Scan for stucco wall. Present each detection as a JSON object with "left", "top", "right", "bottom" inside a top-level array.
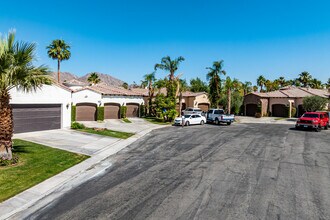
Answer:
[
  {"left": 194, "top": 94, "right": 210, "bottom": 106},
  {"left": 101, "top": 95, "right": 144, "bottom": 106},
  {"left": 10, "top": 85, "right": 72, "bottom": 128},
  {"left": 72, "top": 89, "right": 102, "bottom": 105}
]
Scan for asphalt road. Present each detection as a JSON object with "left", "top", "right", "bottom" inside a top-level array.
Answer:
[{"left": 27, "top": 123, "right": 330, "bottom": 220}]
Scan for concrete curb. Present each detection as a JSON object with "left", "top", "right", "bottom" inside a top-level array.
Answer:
[{"left": 0, "top": 126, "right": 165, "bottom": 220}]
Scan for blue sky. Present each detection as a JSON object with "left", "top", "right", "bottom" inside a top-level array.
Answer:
[{"left": 1, "top": 0, "right": 330, "bottom": 85}]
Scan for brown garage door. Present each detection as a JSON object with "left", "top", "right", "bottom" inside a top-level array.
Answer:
[
  {"left": 246, "top": 104, "right": 258, "bottom": 116},
  {"left": 198, "top": 103, "right": 209, "bottom": 112},
  {"left": 76, "top": 103, "right": 97, "bottom": 121},
  {"left": 12, "top": 104, "right": 61, "bottom": 133},
  {"left": 126, "top": 103, "right": 139, "bottom": 117},
  {"left": 272, "top": 104, "right": 287, "bottom": 117},
  {"left": 104, "top": 103, "right": 120, "bottom": 119}
]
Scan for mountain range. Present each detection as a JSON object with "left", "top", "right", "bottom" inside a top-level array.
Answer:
[{"left": 50, "top": 72, "right": 124, "bottom": 87}]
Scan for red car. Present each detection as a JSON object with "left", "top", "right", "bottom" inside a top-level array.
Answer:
[{"left": 295, "top": 112, "right": 329, "bottom": 132}]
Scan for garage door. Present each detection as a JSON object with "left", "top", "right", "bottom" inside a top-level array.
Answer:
[
  {"left": 76, "top": 103, "right": 97, "bottom": 121},
  {"left": 104, "top": 103, "right": 120, "bottom": 119},
  {"left": 246, "top": 104, "right": 258, "bottom": 116},
  {"left": 12, "top": 104, "right": 61, "bottom": 133},
  {"left": 272, "top": 104, "right": 287, "bottom": 117},
  {"left": 198, "top": 103, "right": 209, "bottom": 112},
  {"left": 126, "top": 103, "right": 139, "bottom": 117}
]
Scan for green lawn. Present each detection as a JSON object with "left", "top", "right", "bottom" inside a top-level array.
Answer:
[
  {"left": 143, "top": 117, "right": 173, "bottom": 125},
  {"left": 0, "top": 139, "right": 89, "bottom": 202},
  {"left": 77, "top": 128, "right": 134, "bottom": 139}
]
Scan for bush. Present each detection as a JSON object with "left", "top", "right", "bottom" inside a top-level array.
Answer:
[
  {"left": 140, "top": 104, "right": 145, "bottom": 117},
  {"left": 71, "top": 105, "right": 76, "bottom": 122},
  {"left": 97, "top": 106, "right": 104, "bottom": 121},
  {"left": 303, "top": 96, "right": 328, "bottom": 112},
  {"left": 120, "top": 106, "right": 127, "bottom": 118},
  {"left": 71, "top": 122, "right": 85, "bottom": 129},
  {"left": 291, "top": 107, "right": 297, "bottom": 117},
  {"left": 255, "top": 112, "right": 262, "bottom": 118},
  {"left": 0, "top": 155, "right": 19, "bottom": 166}
]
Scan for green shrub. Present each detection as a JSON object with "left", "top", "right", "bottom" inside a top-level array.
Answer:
[
  {"left": 140, "top": 104, "right": 145, "bottom": 117},
  {"left": 71, "top": 122, "right": 85, "bottom": 129},
  {"left": 303, "top": 96, "right": 328, "bottom": 112},
  {"left": 0, "top": 155, "right": 19, "bottom": 166},
  {"left": 291, "top": 107, "right": 297, "bottom": 117},
  {"left": 71, "top": 105, "right": 76, "bottom": 122},
  {"left": 97, "top": 106, "right": 104, "bottom": 121},
  {"left": 120, "top": 106, "right": 127, "bottom": 118}
]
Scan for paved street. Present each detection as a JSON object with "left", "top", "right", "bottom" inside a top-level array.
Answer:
[{"left": 26, "top": 123, "right": 330, "bottom": 220}]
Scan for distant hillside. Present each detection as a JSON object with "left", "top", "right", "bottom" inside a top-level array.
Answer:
[
  {"left": 50, "top": 72, "right": 78, "bottom": 82},
  {"left": 79, "top": 72, "right": 124, "bottom": 87},
  {"left": 50, "top": 72, "right": 124, "bottom": 87}
]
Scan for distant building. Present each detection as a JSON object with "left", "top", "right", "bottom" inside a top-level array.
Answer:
[{"left": 244, "top": 87, "right": 330, "bottom": 117}]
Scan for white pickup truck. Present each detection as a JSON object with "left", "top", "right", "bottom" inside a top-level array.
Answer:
[{"left": 206, "top": 109, "right": 235, "bottom": 125}]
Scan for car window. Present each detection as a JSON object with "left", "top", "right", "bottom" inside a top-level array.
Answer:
[
  {"left": 303, "top": 113, "right": 319, "bottom": 118},
  {"left": 208, "top": 110, "right": 213, "bottom": 114},
  {"left": 195, "top": 115, "right": 201, "bottom": 118},
  {"left": 184, "top": 115, "right": 191, "bottom": 118}
]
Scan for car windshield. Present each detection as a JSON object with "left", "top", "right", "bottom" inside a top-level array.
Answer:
[{"left": 302, "top": 113, "right": 319, "bottom": 118}]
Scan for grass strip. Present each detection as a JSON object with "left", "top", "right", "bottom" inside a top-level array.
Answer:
[
  {"left": 0, "top": 139, "right": 89, "bottom": 202},
  {"left": 77, "top": 128, "right": 134, "bottom": 139}
]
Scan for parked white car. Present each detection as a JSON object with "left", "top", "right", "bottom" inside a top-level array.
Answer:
[{"left": 174, "top": 114, "right": 206, "bottom": 126}]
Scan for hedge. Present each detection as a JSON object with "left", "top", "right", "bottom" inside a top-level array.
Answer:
[
  {"left": 120, "top": 106, "right": 127, "bottom": 118},
  {"left": 97, "top": 106, "right": 104, "bottom": 121},
  {"left": 71, "top": 105, "right": 76, "bottom": 122}
]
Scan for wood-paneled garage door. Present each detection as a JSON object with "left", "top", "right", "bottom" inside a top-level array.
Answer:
[
  {"left": 12, "top": 104, "right": 61, "bottom": 133},
  {"left": 126, "top": 103, "right": 139, "bottom": 117},
  {"left": 76, "top": 103, "right": 97, "bottom": 121},
  {"left": 246, "top": 104, "right": 258, "bottom": 116},
  {"left": 198, "top": 103, "right": 209, "bottom": 112},
  {"left": 272, "top": 104, "right": 287, "bottom": 117},
  {"left": 104, "top": 103, "right": 120, "bottom": 119}
]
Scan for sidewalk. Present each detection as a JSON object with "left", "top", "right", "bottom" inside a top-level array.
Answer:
[{"left": 0, "top": 122, "right": 166, "bottom": 220}]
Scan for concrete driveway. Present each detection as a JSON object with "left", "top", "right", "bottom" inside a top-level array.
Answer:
[
  {"left": 13, "top": 129, "right": 120, "bottom": 156},
  {"left": 80, "top": 118, "right": 164, "bottom": 133}
]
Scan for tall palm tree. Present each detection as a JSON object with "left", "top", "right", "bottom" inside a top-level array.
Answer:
[
  {"left": 154, "top": 56, "right": 185, "bottom": 98},
  {"left": 87, "top": 72, "right": 101, "bottom": 85},
  {"left": 277, "top": 76, "right": 286, "bottom": 87},
  {"left": 256, "top": 75, "right": 266, "bottom": 92},
  {"left": 0, "top": 31, "right": 51, "bottom": 160},
  {"left": 298, "top": 71, "right": 312, "bottom": 87},
  {"left": 242, "top": 81, "right": 252, "bottom": 96},
  {"left": 143, "top": 72, "right": 156, "bottom": 116},
  {"left": 46, "top": 39, "right": 71, "bottom": 82},
  {"left": 310, "top": 78, "right": 322, "bottom": 89},
  {"left": 176, "top": 78, "right": 188, "bottom": 116},
  {"left": 326, "top": 78, "right": 330, "bottom": 89},
  {"left": 154, "top": 56, "right": 185, "bottom": 81},
  {"left": 223, "top": 77, "right": 240, "bottom": 114},
  {"left": 206, "top": 60, "right": 226, "bottom": 108}
]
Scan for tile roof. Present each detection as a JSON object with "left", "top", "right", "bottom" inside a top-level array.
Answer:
[
  {"left": 74, "top": 83, "right": 142, "bottom": 96},
  {"left": 181, "top": 91, "right": 208, "bottom": 97},
  {"left": 249, "top": 87, "right": 330, "bottom": 98},
  {"left": 62, "top": 79, "right": 88, "bottom": 86}
]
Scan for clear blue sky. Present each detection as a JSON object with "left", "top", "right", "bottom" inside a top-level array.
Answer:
[{"left": 1, "top": 0, "right": 330, "bottom": 85}]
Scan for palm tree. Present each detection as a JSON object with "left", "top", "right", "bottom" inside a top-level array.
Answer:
[
  {"left": 224, "top": 77, "right": 233, "bottom": 114},
  {"left": 143, "top": 72, "right": 156, "bottom": 116},
  {"left": 277, "top": 76, "right": 286, "bottom": 87},
  {"left": 206, "top": 60, "right": 226, "bottom": 108},
  {"left": 0, "top": 31, "right": 51, "bottom": 160},
  {"left": 298, "top": 71, "right": 312, "bottom": 87},
  {"left": 256, "top": 75, "right": 266, "bottom": 92},
  {"left": 46, "top": 39, "right": 71, "bottom": 82},
  {"left": 310, "top": 78, "right": 322, "bottom": 89},
  {"left": 154, "top": 56, "right": 185, "bottom": 98},
  {"left": 242, "top": 81, "right": 252, "bottom": 96},
  {"left": 87, "top": 72, "right": 101, "bottom": 85},
  {"left": 122, "top": 82, "right": 128, "bottom": 89},
  {"left": 326, "top": 78, "right": 330, "bottom": 89},
  {"left": 176, "top": 78, "right": 188, "bottom": 116}
]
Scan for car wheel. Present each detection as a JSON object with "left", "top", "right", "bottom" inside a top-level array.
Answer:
[
  {"left": 200, "top": 120, "right": 204, "bottom": 125},
  {"left": 324, "top": 125, "right": 328, "bottom": 130},
  {"left": 215, "top": 118, "right": 219, "bottom": 125},
  {"left": 185, "top": 121, "right": 190, "bottom": 126}
]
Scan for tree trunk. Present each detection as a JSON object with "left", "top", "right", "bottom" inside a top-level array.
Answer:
[
  {"left": 57, "top": 59, "right": 61, "bottom": 82},
  {"left": 179, "top": 92, "right": 183, "bottom": 116},
  {"left": 227, "top": 89, "right": 231, "bottom": 114},
  {"left": 0, "top": 91, "right": 13, "bottom": 160}
]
